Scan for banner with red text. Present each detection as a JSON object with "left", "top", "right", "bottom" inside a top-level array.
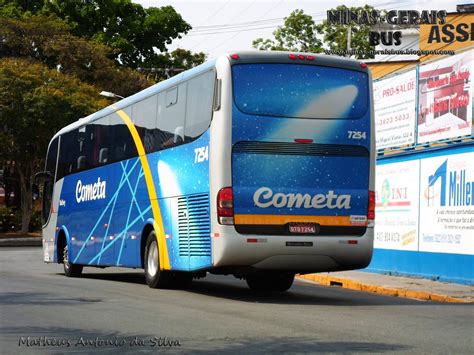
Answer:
[
  {"left": 374, "top": 70, "right": 417, "bottom": 149},
  {"left": 417, "top": 50, "right": 473, "bottom": 144}
]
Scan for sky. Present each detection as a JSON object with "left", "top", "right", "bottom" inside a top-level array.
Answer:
[{"left": 135, "top": 0, "right": 459, "bottom": 59}]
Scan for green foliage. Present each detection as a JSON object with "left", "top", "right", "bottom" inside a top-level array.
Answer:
[
  {"left": 29, "top": 210, "right": 42, "bottom": 232},
  {"left": 253, "top": 6, "right": 376, "bottom": 59},
  {"left": 0, "top": 57, "right": 108, "bottom": 173},
  {"left": 316, "top": 5, "right": 376, "bottom": 59},
  {"left": 0, "top": 57, "right": 109, "bottom": 232},
  {"left": 0, "top": 15, "right": 151, "bottom": 96},
  {"left": 253, "top": 9, "right": 323, "bottom": 53},
  {"left": 163, "top": 48, "right": 206, "bottom": 70},
  {"left": 0, "top": 207, "right": 21, "bottom": 232},
  {"left": 0, "top": 207, "right": 40, "bottom": 232},
  {"left": 1, "top": 0, "right": 192, "bottom": 68},
  {"left": 142, "top": 48, "right": 207, "bottom": 81}
]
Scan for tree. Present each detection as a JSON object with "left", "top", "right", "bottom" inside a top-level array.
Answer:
[
  {"left": 316, "top": 5, "right": 376, "bottom": 59},
  {"left": 253, "top": 9, "right": 323, "bottom": 53},
  {"left": 140, "top": 48, "right": 207, "bottom": 82},
  {"left": 1, "top": 0, "right": 192, "bottom": 68},
  {"left": 0, "top": 15, "right": 150, "bottom": 97},
  {"left": 0, "top": 58, "right": 109, "bottom": 232},
  {"left": 252, "top": 6, "right": 377, "bottom": 59}
]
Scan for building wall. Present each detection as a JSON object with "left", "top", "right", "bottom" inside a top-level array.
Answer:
[
  {"left": 368, "top": 145, "right": 473, "bottom": 284},
  {"left": 365, "top": 12, "right": 473, "bottom": 284}
]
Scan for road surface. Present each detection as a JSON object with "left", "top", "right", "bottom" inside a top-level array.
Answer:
[{"left": 1, "top": 247, "right": 473, "bottom": 353}]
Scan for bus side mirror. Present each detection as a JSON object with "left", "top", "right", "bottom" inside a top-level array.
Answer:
[{"left": 34, "top": 171, "right": 53, "bottom": 183}]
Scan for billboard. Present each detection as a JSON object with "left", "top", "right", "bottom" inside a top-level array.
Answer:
[
  {"left": 418, "top": 151, "right": 474, "bottom": 255},
  {"left": 374, "top": 160, "right": 419, "bottom": 251},
  {"left": 417, "top": 50, "right": 473, "bottom": 144},
  {"left": 374, "top": 70, "right": 417, "bottom": 149}
]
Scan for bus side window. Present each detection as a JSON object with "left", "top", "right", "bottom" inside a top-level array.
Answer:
[
  {"left": 57, "top": 129, "right": 79, "bottom": 180},
  {"left": 132, "top": 95, "right": 159, "bottom": 154},
  {"left": 90, "top": 116, "right": 110, "bottom": 166},
  {"left": 185, "top": 70, "right": 216, "bottom": 141},
  {"left": 110, "top": 108, "right": 138, "bottom": 162},
  {"left": 157, "top": 84, "right": 186, "bottom": 150},
  {"left": 99, "top": 148, "right": 108, "bottom": 164},
  {"left": 76, "top": 126, "right": 90, "bottom": 172}
]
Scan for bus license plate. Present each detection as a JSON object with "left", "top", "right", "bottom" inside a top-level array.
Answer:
[{"left": 289, "top": 223, "right": 317, "bottom": 234}]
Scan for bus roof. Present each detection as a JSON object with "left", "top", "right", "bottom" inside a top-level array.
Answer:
[
  {"left": 53, "top": 51, "right": 366, "bottom": 140},
  {"left": 53, "top": 57, "right": 218, "bottom": 139}
]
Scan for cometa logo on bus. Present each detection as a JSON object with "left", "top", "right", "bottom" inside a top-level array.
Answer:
[
  {"left": 76, "top": 178, "right": 106, "bottom": 203},
  {"left": 253, "top": 187, "right": 351, "bottom": 209}
]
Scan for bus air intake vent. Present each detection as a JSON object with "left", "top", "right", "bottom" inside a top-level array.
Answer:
[
  {"left": 177, "top": 193, "right": 211, "bottom": 257},
  {"left": 232, "top": 141, "right": 369, "bottom": 157}
]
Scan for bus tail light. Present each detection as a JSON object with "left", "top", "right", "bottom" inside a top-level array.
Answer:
[
  {"left": 217, "top": 187, "right": 234, "bottom": 225},
  {"left": 368, "top": 190, "right": 375, "bottom": 222},
  {"left": 289, "top": 54, "right": 315, "bottom": 61}
]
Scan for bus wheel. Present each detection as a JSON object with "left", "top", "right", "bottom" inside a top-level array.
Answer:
[
  {"left": 144, "top": 231, "right": 171, "bottom": 288},
  {"left": 62, "top": 244, "right": 83, "bottom": 277},
  {"left": 246, "top": 272, "right": 295, "bottom": 292}
]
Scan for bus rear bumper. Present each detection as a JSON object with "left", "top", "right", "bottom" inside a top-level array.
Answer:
[{"left": 212, "top": 228, "right": 374, "bottom": 273}]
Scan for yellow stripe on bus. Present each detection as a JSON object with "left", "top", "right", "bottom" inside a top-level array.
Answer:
[
  {"left": 114, "top": 108, "right": 171, "bottom": 270},
  {"left": 234, "top": 214, "right": 353, "bottom": 226}
]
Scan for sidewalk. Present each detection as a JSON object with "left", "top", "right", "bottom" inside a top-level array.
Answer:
[
  {"left": 297, "top": 271, "right": 474, "bottom": 303},
  {"left": 0, "top": 232, "right": 42, "bottom": 247}
]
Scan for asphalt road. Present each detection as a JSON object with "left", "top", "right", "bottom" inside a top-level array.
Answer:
[{"left": 1, "top": 248, "right": 473, "bottom": 354}]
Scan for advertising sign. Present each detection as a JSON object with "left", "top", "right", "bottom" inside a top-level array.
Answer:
[
  {"left": 374, "top": 70, "right": 417, "bottom": 149},
  {"left": 417, "top": 50, "right": 473, "bottom": 144},
  {"left": 374, "top": 160, "right": 419, "bottom": 251},
  {"left": 418, "top": 151, "right": 474, "bottom": 255}
]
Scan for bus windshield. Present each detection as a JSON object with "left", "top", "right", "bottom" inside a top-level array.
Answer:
[{"left": 232, "top": 63, "right": 368, "bottom": 119}]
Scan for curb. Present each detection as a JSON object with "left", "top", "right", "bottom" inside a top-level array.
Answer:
[
  {"left": 0, "top": 238, "right": 42, "bottom": 247},
  {"left": 296, "top": 274, "right": 473, "bottom": 304}
]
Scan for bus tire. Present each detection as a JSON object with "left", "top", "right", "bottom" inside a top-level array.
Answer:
[
  {"left": 144, "top": 231, "right": 171, "bottom": 288},
  {"left": 62, "top": 244, "right": 83, "bottom": 277},
  {"left": 246, "top": 272, "right": 295, "bottom": 292}
]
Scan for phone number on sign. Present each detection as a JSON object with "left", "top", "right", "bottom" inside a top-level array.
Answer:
[{"left": 378, "top": 113, "right": 411, "bottom": 126}]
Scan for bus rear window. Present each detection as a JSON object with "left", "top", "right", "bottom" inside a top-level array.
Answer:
[{"left": 232, "top": 63, "right": 368, "bottom": 119}]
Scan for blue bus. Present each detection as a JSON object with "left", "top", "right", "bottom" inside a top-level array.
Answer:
[{"left": 41, "top": 51, "right": 375, "bottom": 291}]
